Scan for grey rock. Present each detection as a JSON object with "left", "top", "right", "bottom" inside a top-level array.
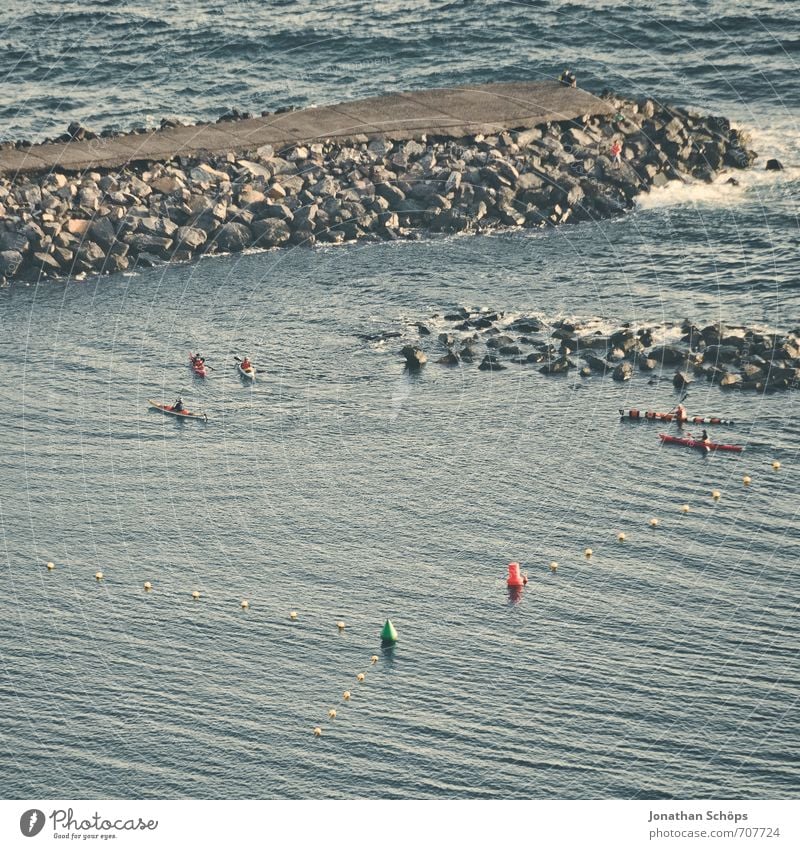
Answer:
[
  {"left": 174, "top": 226, "right": 207, "bottom": 251},
  {"left": 124, "top": 233, "right": 174, "bottom": 257},
  {"left": 75, "top": 241, "right": 106, "bottom": 270},
  {"left": 0, "top": 249, "right": 23, "bottom": 276},
  {"left": 88, "top": 217, "right": 118, "bottom": 250},
  {"left": 251, "top": 218, "right": 291, "bottom": 247},
  {"left": 612, "top": 362, "right": 634, "bottom": 381},
  {"left": 401, "top": 345, "right": 427, "bottom": 369},
  {"left": 212, "top": 222, "right": 253, "bottom": 252}
]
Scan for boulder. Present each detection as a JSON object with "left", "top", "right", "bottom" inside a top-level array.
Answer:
[
  {"left": 174, "top": 226, "right": 207, "bottom": 251},
  {"left": 612, "top": 362, "right": 633, "bottom": 381},
  {"left": 251, "top": 218, "right": 291, "bottom": 247},
  {"left": 478, "top": 355, "right": 506, "bottom": 371},
  {"left": 75, "top": 241, "right": 106, "bottom": 271},
  {"left": 401, "top": 345, "right": 427, "bottom": 369},
  {"left": 540, "top": 356, "right": 574, "bottom": 375},
  {"left": 0, "top": 250, "right": 23, "bottom": 277},
  {"left": 88, "top": 217, "right": 118, "bottom": 250},
  {"left": 720, "top": 372, "right": 742, "bottom": 388},
  {"left": 649, "top": 345, "right": 687, "bottom": 366},
  {"left": 212, "top": 222, "right": 253, "bottom": 252},
  {"left": 673, "top": 370, "right": 692, "bottom": 388},
  {"left": 0, "top": 231, "right": 28, "bottom": 253},
  {"left": 124, "top": 233, "right": 173, "bottom": 257}
]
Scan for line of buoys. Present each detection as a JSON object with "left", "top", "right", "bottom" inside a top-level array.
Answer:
[{"left": 505, "top": 462, "right": 782, "bottom": 597}]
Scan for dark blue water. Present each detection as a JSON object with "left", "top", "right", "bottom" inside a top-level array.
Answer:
[{"left": 1, "top": 1, "right": 799, "bottom": 800}]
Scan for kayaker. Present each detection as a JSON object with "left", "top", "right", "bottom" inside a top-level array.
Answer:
[
  {"left": 241, "top": 356, "right": 252, "bottom": 371},
  {"left": 173, "top": 396, "right": 185, "bottom": 413},
  {"left": 700, "top": 429, "right": 710, "bottom": 444},
  {"left": 673, "top": 403, "right": 688, "bottom": 423},
  {"left": 193, "top": 354, "right": 205, "bottom": 365}
]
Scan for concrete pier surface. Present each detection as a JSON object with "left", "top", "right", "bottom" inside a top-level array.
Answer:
[{"left": 0, "top": 81, "right": 613, "bottom": 177}]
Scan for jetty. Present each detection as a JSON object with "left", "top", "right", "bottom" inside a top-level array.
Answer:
[
  {"left": 0, "top": 80, "right": 757, "bottom": 286},
  {"left": 0, "top": 82, "right": 612, "bottom": 177}
]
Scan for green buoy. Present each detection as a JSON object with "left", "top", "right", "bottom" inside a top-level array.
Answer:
[{"left": 380, "top": 619, "right": 398, "bottom": 645}]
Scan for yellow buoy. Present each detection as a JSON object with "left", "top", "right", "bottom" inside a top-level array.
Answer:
[
  {"left": 343, "top": 691, "right": 351, "bottom": 701},
  {"left": 712, "top": 490, "right": 721, "bottom": 501},
  {"left": 549, "top": 561, "right": 558, "bottom": 572},
  {"left": 584, "top": 548, "right": 593, "bottom": 558},
  {"left": 313, "top": 727, "right": 322, "bottom": 737},
  {"left": 241, "top": 599, "right": 249, "bottom": 609},
  {"left": 743, "top": 475, "right": 751, "bottom": 486},
  {"left": 46, "top": 561, "right": 55, "bottom": 570},
  {"left": 681, "top": 504, "right": 690, "bottom": 514},
  {"left": 95, "top": 571, "right": 104, "bottom": 581},
  {"left": 356, "top": 673, "right": 365, "bottom": 682},
  {"left": 370, "top": 655, "right": 379, "bottom": 664},
  {"left": 192, "top": 590, "right": 201, "bottom": 600},
  {"left": 336, "top": 621, "right": 345, "bottom": 630},
  {"left": 328, "top": 709, "right": 337, "bottom": 719},
  {"left": 143, "top": 581, "right": 152, "bottom": 591},
  {"left": 772, "top": 460, "right": 781, "bottom": 470},
  {"left": 649, "top": 517, "right": 659, "bottom": 527},
  {"left": 617, "top": 532, "right": 626, "bottom": 542},
  {"left": 289, "top": 611, "right": 298, "bottom": 621}
]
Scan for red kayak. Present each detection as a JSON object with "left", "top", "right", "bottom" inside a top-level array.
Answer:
[
  {"left": 189, "top": 353, "right": 207, "bottom": 377},
  {"left": 621, "top": 408, "right": 734, "bottom": 425},
  {"left": 659, "top": 433, "right": 743, "bottom": 453}
]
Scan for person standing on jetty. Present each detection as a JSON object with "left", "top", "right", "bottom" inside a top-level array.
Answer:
[
  {"left": 559, "top": 69, "right": 577, "bottom": 87},
  {"left": 610, "top": 139, "right": 622, "bottom": 167}
]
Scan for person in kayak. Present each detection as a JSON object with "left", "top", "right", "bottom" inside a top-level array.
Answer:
[
  {"left": 700, "top": 429, "right": 710, "bottom": 444},
  {"left": 172, "top": 396, "right": 185, "bottom": 413},
  {"left": 241, "top": 356, "right": 252, "bottom": 371},
  {"left": 193, "top": 354, "right": 205, "bottom": 365},
  {"left": 673, "top": 403, "right": 688, "bottom": 423}
]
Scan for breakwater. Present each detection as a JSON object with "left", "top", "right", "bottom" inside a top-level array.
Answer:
[
  {"left": 390, "top": 313, "right": 800, "bottom": 394},
  {"left": 0, "top": 82, "right": 759, "bottom": 286}
]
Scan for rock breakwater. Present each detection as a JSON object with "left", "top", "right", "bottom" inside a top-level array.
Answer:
[
  {"left": 382, "top": 312, "right": 800, "bottom": 395},
  {"left": 0, "top": 91, "right": 758, "bottom": 286}
]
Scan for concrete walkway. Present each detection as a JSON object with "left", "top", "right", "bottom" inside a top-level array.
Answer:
[{"left": 0, "top": 81, "right": 613, "bottom": 177}]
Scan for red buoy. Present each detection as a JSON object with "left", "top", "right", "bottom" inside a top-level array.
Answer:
[{"left": 507, "top": 562, "right": 525, "bottom": 587}]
